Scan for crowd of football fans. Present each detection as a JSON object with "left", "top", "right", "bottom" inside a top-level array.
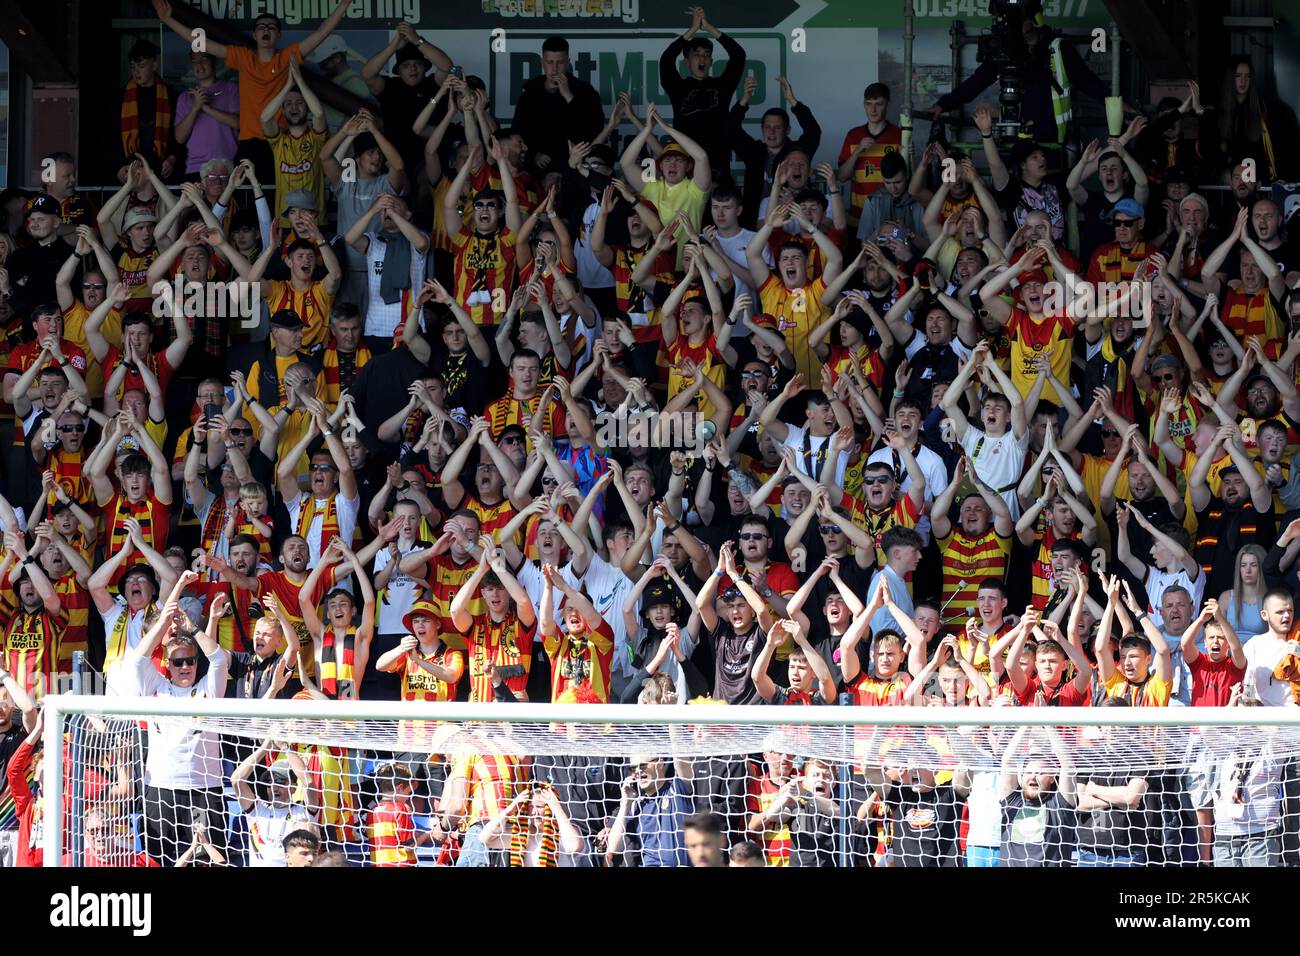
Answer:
[{"left": 0, "top": 0, "right": 1299, "bottom": 867}]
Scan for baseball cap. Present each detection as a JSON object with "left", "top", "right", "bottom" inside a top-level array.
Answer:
[
  {"left": 402, "top": 598, "right": 440, "bottom": 635},
  {"left": 1019, "top": 269, "right": 1049, "bottom": 286},
  {"left": 657, "top": 142, "right": 691, "bottom": 166},
  {"left": 310, "top": 35, "right": 348, "bottom": 63},
  {"left": 750, "top": 312, "right": 778, "bottom": 330},
  {"left": 1245, "top": 372, "right": 1275, "bottom": 392},
  {"left": 393, "top": 44, "right": 430, "bottom": 69},
  {"left": 122, "top": 206, "right": 158, "bottom": 231},
  {"left": 1112, "top": 198, "right": 1144, "bottom": 219},
  {"left": 281, "top": 189, "right": 318, "bottom": 216},
  {"left": 26, "top": 194, "right": 61, "bottom": 218},
  {"left": 270, "top": 309, "right": 304, "bottom": 329}
]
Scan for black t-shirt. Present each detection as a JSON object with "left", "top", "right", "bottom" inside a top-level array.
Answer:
[
  {"left": 7, "top": 236, "right": 74, "bottom": 318},
  {"left": 353, "top": 346, "right": 432, "bottom": 440},
  {"left": 1078, "top": 188, "right": 1135, "bottom": 262},
  {"left": 377, "top": 74, "right": 443, "bottom": 171},
  {"left": 788, "top": 792, "right": 837, "bottom": 867},
  {"left": 903, "top": 339, "right": 963, "bottom": 406},
  {"left": 0, "top": 722, "right": 25, "bottom": 803},
  {"left": 1194, "top": 497, "right": 1276, "bottom": 597},
  {"left": 1000, "top": 789, "right": 1075, "bottom": 866},
  {"left": 433, "top": 347, "right": 502, "bottom": 418},
  {"left": 709, "top": 619, "right": 764, "bottom": 704},
  {"left": 886, "top": 783, "right": 958, "bottom": 867},
  {"left": 1076, "top": 754, "right": 1154, "bottom": 854}
]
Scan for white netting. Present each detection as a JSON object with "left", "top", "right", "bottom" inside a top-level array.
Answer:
[{"left": 41, "top": 698, "right": 1300, "bottom": 867}]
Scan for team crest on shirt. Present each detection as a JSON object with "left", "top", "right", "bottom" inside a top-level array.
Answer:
[{"left": 905, "top": 807, "right": 938, "bottom": 829}]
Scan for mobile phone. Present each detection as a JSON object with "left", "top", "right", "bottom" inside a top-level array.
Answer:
[
  {"left": 450, "top": 65, "right": 464, "bottom": 80},
  {"left": 203, "top": 403, "right": 222, "bottom": 424}
]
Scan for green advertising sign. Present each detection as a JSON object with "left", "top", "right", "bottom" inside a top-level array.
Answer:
[{"left": 158, "top": 0, "right": 1110, "bottom": 31}]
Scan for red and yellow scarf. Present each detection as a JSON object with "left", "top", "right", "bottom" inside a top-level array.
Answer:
[
  {"left": 507, "top": 806, "right": 558, "bottom": 868},
  {"left": 121, "top": 80, "right": 172, "bottom": 159},
  {"left": 296, "top": 493, "right": 341, "bottom": 553}
]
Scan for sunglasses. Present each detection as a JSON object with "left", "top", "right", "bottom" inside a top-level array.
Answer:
[
  {"left": 1154, "top": 372, "right": 1179, "bottom": 383},
  {"left": 737, "top": 532, "right": 766, "bottom": 541},
  {"left": 204, "top": 174, "right": 230, "bottom": 182},
  {"left": 229, "top": 428, "right": 253, "bottom": 437},
  {"left": 83, "top": 282, "right": 106, "bottom": 290},
  {"left": 58, "top": 424, "right": 85, "bottom": 433},
  {"left": 501, "top": 435, "right": 524, "bottom": 444},
  {"left": 1113, "top": 218, "right": 1138, "bottom": 228},
  {"left": 170, "top": 656, "right": 198, "bottom": 668},
  {"left": 861, "top": 475, "right": 893, "bottom": 486},
  {"left": 740, "top": 369, "right": 766, "bottom": 378},
  {"left": 541, "top": 475, "right": 558, "bottom": 485},
  {"left": 472, "top": 201, "right": 498, "bottom": 210},
  {"left": 819, "top": 524, "right": 843, "bottom": 534},
  {"left": 309, "top": 463, "right": 336, "bottom": 472}
]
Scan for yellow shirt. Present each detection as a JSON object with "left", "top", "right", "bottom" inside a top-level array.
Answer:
[
  {"left": 269, "top": 126, "right": 327, "bottom": 228},
  {"left": 758, "top": 273, "right": 830, "bottom": 388},
  {"left": 640, "top": 178, "right": 707, "bottom": 270},
  {"left": 1103, "top": 670, "right": 1170, "bottom": 707},
  {"left": 261, "top": 280, "right": 333, "bottom": 350},
  {"left": 61, "top": 300, "right": 119, "bottom": 398}
]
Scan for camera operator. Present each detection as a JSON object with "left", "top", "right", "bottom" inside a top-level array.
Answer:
[{"left": 923, "top": 0, "right": 1125, "bottom": 149}]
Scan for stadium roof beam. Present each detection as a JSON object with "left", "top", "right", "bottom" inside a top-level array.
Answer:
[{"left": 0, "top": 0, "right": 76, "bottom": 85}]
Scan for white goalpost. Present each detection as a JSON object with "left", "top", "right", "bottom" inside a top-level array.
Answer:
[{"left": 41, "top": 695, "right": 1300, "bottom": 868}]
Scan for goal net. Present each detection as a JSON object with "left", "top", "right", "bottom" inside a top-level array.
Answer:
[{"left": 40, "top": 696, "right": 1300, "bottom": 868}]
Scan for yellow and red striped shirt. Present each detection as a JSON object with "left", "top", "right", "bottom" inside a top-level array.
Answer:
[
  {"left": 447, "top": 752, "right": 525, "bottom": 828},
  {"left": 262, "top": 279, "right": 332, "bottom": 350},
  {"left": 368, "top": 799, "right": 416, "bottom": 866},
  {"left": 462, "top": 611, "right": 535, "bottom": 702},
  {"left": 450, "top": 225, "right": 518, "bottom": 327},
  {"left": 938, "top": 529, "right": 1013, "bottom": 630}
]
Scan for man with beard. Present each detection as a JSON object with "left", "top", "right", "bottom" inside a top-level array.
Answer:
[
  {"left": 997, "top": 726, "right": 1078, "bottom": 866},
  {"left": 275, "top": 400, "right": 361, "bottom": 567},
  {"left": 89, "top": 525, "right": 177, "bottom": 680},
  {"left": 695, "top": 541, "right": 777, "bottom": 703},
  {"left": 449, "top": 537, "right": 537, "bottom": 702},
  {"left": 192, "top": 534, "right": 263, "bottom": 658},
  {"left": 298, "top": 539, "right": 376, "bottom": 702},
  {"left": 256, "top": 535, "right": 329, "bottom": 676},
  {"left": 1201, "top": 207, "right": 1289, "bottom": 353},
  {"left": 1190, "top": 425, "right": 1275, "bottom": 597},
  {"left": 881, "top": 292, "right": 975, "bottom": 410}
]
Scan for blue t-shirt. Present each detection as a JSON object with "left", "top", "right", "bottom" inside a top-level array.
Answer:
[{"left": 629, "top": 775, "right": 694, "bottom": 867}]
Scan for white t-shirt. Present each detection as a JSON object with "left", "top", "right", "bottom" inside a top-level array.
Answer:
[
  {"left": 711, "top": 227, "right": 769, "bottom": 304},
  {"left": 965, "top": 768, "right": 1003, "bottom": 848},
  {"left": 575, "top": 198, "right": 615, "bottom": 289},
  {"left": 960, "top": 425, "right": 1028, "bottom": 518},
  {"left": 781, "top": 423, "right": 847, "bottom": 489},
  {"left": 128, "top": 646, "right": 230, "bottom": 789},
  {"left": 246, "top": 802, "right": 317, "bottom": 867},
  {"left": 1143, "top": 566, "right": 1205, "bottom": 631},
  {"left": 363, "top": 230, "right": 431, "bottom": 338},
  {"left": 102, "top": 599, "right": 156, "bottom": 688},
  {"left": 1243, "top": 635, "right": 1296, "bottom": 707},
  {"left": 374, "top": 540, "right": 425, "bottom": 635},
  {"left": 560, "top": 554, "right": 634, "bottom": 681},
  {"left": 286, "top": 492, "right": 362, "bottom": 567}
]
